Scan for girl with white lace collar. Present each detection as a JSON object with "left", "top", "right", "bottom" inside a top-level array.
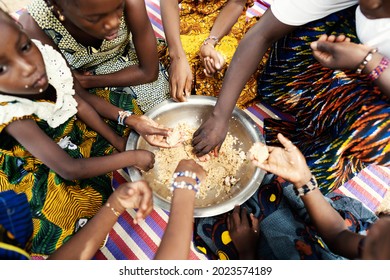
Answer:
[{"left": 0, "top": 9, "right": 169, "bottom": 257}]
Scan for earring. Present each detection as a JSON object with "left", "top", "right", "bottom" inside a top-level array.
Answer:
[
  {"left": 39, "top": 88, "right": 43, "bottom": 93},
  {"left": 25, "top": 85, "right": 29, "bottom": 89},
  {"left": 57, "top": 10, "right": 65, "bottom": 22},
  {"left": 49, "top": 5, "right": 65, "bottom": 22}
]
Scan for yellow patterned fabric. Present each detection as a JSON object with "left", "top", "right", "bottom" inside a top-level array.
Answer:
[
  {"left": 0, "top": 42, "right": 115, "bottom": 257},
  {"left": 177, "top": 0, "right": 267, "bottom": 108},
  {"left": 0, "top": 114, "right": 114, "bottom": 257}
]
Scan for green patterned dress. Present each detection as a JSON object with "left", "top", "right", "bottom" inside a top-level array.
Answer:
[
  {"left": 0, "top": 41, "right": 114, "bottom": 257},
  {"left": 28, "top": 0, "right": 170, "bottom": 134}
]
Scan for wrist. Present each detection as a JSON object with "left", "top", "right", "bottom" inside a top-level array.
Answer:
[
  {"left": 105, "top": 197, "right": 125, "bottom": 217},
  {"left": 293, "top": 175, "right": 318, "bottom": 197}
]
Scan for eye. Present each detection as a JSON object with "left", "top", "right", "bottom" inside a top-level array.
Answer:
[
  {"left": 0, "top": 65, "right": 8, "bottom": 75},
  {"left": 21, "top": 40, "right": 32, "bottom": 53},
  {"left": 85, "top": 16, "right": 101, "bottom": 23}
]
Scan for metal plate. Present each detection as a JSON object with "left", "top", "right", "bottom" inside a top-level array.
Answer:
[{"left": 126, "top": 96, "right": 265, "bottom": 217}]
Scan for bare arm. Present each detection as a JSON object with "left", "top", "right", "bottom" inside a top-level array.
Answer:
[
  {"left": 5, "top": 119, "right": 155, "bottom": 180},
  {"left": 48, "top": 180, "right": 153, "bottom": 260},
  {"left": 192, "top": 9, "right": 296, "bottom": 156},
  {"left": 154, "top": 159, "right": 206, "bottom": 259},
  {"left": 255, "top": 133, "right": 363, "bottom": 259},
  {"left": 311, "top": 34, "right": 390, "bottom": 97},
  {"left": 75, "top": 0, "right": 160, "bottom": 88},
  {"left": 160, "top": 0, "right": 192, "bottom": 101},
  {"left": 200, "top": 0, "right": 248, "bottom": 75},
  {"left": 74, "top": 94, "right": 126, "bottom": 151}
]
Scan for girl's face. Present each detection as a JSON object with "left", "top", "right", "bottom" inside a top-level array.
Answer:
[
  {"left": 359, "top": 0, "right": 390, "bottom": 19},
  {"left": 61, "top": 0, "right": 125, "bottom": 41},
  {"left": 0, "top": 20, "right": 48, "bottom": 95}
]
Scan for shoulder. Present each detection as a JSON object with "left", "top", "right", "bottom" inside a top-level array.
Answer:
[{"left": 271, "top": 0, "right": 358, "bottom": 26}]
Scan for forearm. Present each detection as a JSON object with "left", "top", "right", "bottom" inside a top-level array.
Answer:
[
  {"left": 361, "top": 53, "right": 390, "bottom": 97},
  {"left": 48, "top": 204, "right": 120, "bottom": 259},
  {"left": 212, "top": 26, "right": 271, "bottom": 119},
  {"left": 209, "top": 0, "right": 247, "bottom": 40},
  {"left": 154, "top": 189, "right": 196, "bottom": 259},
  {"left": 80, "top": 65, "right": 159, "bottom": 89},
  {"left": 75, "top": 95, "right": 124, "bottom": 151},
  {"left": 160, "top": 0, "right": 185, "bottom": 59},
  {"left": 60, "top": 150, "right": 139, "bottom": 180}
]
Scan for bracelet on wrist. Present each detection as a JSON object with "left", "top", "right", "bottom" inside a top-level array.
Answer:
[
  {"left": 105, "top": 202, "right": 121, "bottom": 217},
  {"left": 117, "top": 110, "right": 133, "bottom": 126},
  {"left": 367, "top": 56, "right": 389, "bottom": 81},
  {"left": 293, "top": 175, "right": 318, "bottom": 197},
  {"left": 356, "top": 48, "right": 378, "bottom": 74},
  {"left": 170, "top": 180, "right": 200, "bottom": 194},
  {"left": 202, "top": 35, "right": 219, "bottom": 47},
  {"left": 171, "top": 171, "right": 201, "bottom": 193}
]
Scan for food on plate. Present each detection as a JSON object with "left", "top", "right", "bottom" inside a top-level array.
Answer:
[{"left": 143, "top": 123, "right": 246, "bottom": 199}]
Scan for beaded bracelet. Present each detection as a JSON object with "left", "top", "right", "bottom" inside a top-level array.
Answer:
[
  {"left": 368, "top": 56, "right": 389, "bottom": 81},
  {"left": 170, "top": 180, "right": 200, "bottom": 193},
  {"left": 356, "top": 48, "right": 378, "bottom": 74},
  {"left": 117, "top": 110, "right": 133, "bottom": 126},
  {"left": 172, "top": 171, "right": 201, "bottom": 185},
  {"left": 293, "top": 176, "right": 318, "bottom": 197},
  {"left": 105, "top": 202, "right": 121, "bottom": 217},
  {"left": 203, "top": 35, "right": 219, "bottom": 47}
]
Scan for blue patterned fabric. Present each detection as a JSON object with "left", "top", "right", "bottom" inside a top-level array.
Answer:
[
  {"left": 0, "top": 190, "right": 33, "bottom": 260},
  {"left": 193, "top": 174, "right": 378, "bottom": 260}
]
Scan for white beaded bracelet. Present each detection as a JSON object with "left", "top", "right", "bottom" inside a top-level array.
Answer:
[{"left": 170, "top": 180, "right": 200, "bottom": 193}]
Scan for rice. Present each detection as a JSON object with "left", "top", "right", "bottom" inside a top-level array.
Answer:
[{"left": 143, "top": 123, "right": 246, "bottom": 199}]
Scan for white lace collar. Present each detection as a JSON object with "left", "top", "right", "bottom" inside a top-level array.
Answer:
[{"left": 0, "top": 40, "right": 78, "bottom": 128}]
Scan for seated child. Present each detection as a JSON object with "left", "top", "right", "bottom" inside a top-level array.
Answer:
[{"left": 0, "top": 9, "right": 169, "bottom": 257}]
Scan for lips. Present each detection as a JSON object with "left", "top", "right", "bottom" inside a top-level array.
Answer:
[
  {"left": 32, "top": 73, "right": 48, "bottom": 89},
  {"left": 105, "top": 31, "right": 119, "bottom": 41}
]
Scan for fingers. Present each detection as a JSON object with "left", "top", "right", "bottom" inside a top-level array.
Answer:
[
  {"left": 250, "top": 213, "right": 259, "bottom": 234},
  {"left": 231, "top": 204, "right": 241, "bottom": 225},
  {"left": 240, "top": 207, "right": 249, "bottom": 227},
  {"left": 277, "top": 133, "right": 296, "bottom": 151}
]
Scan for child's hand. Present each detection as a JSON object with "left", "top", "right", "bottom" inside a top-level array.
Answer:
[
  {"left": 227, "top": 205, "right": 259, "bottom": 259},
  {"left": 199, "top": 44, "right": 225, "bottom": 77},
  {"left": 310, "top": 34, "right": 371, "bottom": 70},
  {"left": 253, "top": 133, "right": 312, "bottom": 188},
  {"left": 73, "top": 70, "right": 94, "bottom": 89},
  {"left": 168, "top": 57, "right": 193, "bottom": 102},
  {"left": 132, "top": 150, "right": 155, "bottom": 171},
  {"left": 127, "top": 115, "right": 173, "bottom": 148},
  {"left": 108, "top": 180, "right": 153, "bottom": 224},
  {"left": 174, "top": 159, "right": 206, "bottom": 182}
]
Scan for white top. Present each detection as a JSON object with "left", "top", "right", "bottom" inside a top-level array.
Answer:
[
  {"left": 356, "top": 7, "right": 390, "bottom": 58},
  {"left": 0, "top": 40, "right": 78, "bottom": 128},
  {"left": 271, "top": 0, "right": 390, "bottom": 58},
  {"left": 271, "top": 0, "right": 357, "bottom": 26}
]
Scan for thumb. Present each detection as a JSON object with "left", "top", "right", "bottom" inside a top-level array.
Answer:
[{"left": 313, "top": 41, "right": 334, "bottom": 53}]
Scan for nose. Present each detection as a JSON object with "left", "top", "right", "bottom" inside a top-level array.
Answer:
[
  {"left": 17, "top": 57, "right": 36, "bottom": 77},
  {"left": 103, "top": 12, "right": 120, "bottom": 32}
]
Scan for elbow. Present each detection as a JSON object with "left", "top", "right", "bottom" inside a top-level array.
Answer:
[
  {"left": 55, "top": 161, "right": 84, "bottom": 181},
  {"left": 143, "top": 66, "right": 159, "bottom": 83}
]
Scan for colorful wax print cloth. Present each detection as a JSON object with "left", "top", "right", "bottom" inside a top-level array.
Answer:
[
  {"left": 258, "top": 6, "right": 390, "bottom": 193},
  {"left": 172, "top": 0, "right": 266, "bottom": 109},
  {"left": 0, "top": 41, "right": 114, "bottom": 256},
  {"left": 28, "top": 0, "right": 170, "bottom": 129},
  {"left": 194, "top": 174, "right": 377, "bottom": 260}
]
